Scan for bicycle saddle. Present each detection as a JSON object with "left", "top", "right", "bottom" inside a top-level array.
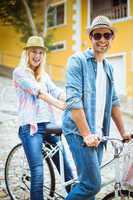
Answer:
[{"left": 45, "top": 124, "right": 62, "bottom": 136}]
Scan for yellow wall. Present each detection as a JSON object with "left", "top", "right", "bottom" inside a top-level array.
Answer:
[
  {"left": 108, "top": 20, "right": 133, "bottom": 98},
  {"left": 130, "top": 0, "right": 133, "bottom": 16},
  {"left": 81, "top": 0, "right": 88, "bottom": 50},
  {"left": 110, "top": 20, "right": 133, "bottom": 52},
  {"left": 47, "top": 0, "right": 74, "bottom": 81},
  {"left": 0, "top": 25, "right": 23, "bottom": 68}
]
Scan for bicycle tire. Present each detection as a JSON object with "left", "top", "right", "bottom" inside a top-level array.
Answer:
[
  {"left": 5, "top": 143, "right": 56, "bottom": 200},
  {"left": 102, "top": 189, "right": 133, "bottom": 200}
]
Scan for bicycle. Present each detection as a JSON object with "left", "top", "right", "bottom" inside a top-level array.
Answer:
[
  {"left": 4, "top": 126, "right": 133, "bottom": 200},
  {"left": 99, "top": 135, "right": 133, "bottom": 199}
]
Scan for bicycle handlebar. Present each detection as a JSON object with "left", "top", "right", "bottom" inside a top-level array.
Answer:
[
  {"left": 82, "top": 134, "right": 133, "bottom": 147},
  {"left": 101, "top": 134, "right": 133, "bottom": 142},
  {"left": 123, "top": 134, "right": 133, "bottom": 142}
]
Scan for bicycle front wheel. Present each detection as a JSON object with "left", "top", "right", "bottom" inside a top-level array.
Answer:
[
  {"left": 102, "top": 190, "right": 133, "bottom": 200},
  {"left": 5, "top": 143, "right": 55, "bottom": 200}
]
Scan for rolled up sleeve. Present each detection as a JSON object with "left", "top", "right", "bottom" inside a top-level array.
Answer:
[
  {"left": 13, "top": 67, "right": 40, "bottom": 96},
  {"left": 66, "top": 56, "right": 83, "bottom": 110},
  {"left": 112, "top": 86, "right": 120, "bottom": 107}
]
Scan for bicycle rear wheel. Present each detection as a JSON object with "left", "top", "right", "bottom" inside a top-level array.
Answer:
[
  {"left": 102, "top": 190, "right": 133, "bottom": 200},
  {"left": 5, "top": 143, "right": 55, "bottom": 200}
]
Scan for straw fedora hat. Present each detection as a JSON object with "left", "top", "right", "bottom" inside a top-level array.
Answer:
[
  {"left": 24, "top": 36, "right": 47, "bottom": 50},
  {"left": 87, "top": 15, "right": 116, "bottom": 35}
]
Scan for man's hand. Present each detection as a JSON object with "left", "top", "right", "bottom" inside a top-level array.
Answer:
[
  {"left": 83, "top": 135, "right": 100, "bottom": 147},
  {"left": 121, "top": 132, "right": 132, "bottom": 143}
]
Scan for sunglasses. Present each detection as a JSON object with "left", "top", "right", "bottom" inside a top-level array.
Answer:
[{"left": 92, "top": 32, "right": 113, "bottom": 40}]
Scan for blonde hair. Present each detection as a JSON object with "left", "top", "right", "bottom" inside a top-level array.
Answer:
[{"left": 18, "top": 49, "right": 46, "bottom": 82}]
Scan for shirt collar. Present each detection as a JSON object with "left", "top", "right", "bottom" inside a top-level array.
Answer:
[
  {"left": 84, "top": 48, "right": 95, "bottom": 59},
  {"left": 84, "top": 48, "right": 107, "bottom": 64},
  {"left": 83, "top": 49, "right": 113, "bottom": 80}
]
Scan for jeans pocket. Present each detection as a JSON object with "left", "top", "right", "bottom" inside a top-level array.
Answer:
[
  {"left": 22, "top": 124, "right": 30, "bottom": 131},
  {"left": 19, "top": 124, "right": 30, "bottom": 139}
]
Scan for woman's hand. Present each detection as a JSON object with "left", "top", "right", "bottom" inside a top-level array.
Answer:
[
  {"left": 57, "top": 101, "right": 66, "bottom": 110},
  {"left": 59, "top": 92, "right": 66, "bottom": 101}
]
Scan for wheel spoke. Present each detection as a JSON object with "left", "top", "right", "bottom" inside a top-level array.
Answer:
[{"left": 5, "top": 143, "right": 56, "bottom": 200}]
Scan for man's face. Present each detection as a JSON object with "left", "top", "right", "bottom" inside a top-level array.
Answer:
[
  {"left": 90, "top": 28, "right": 114, "bottom": 54},
  {"left": 28, "top": 47, "right": 44, "bottom": 70}
]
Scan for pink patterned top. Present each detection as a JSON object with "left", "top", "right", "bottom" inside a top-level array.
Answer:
[{"left": 13, "top": 67, "right": 62, "bottom": 135}]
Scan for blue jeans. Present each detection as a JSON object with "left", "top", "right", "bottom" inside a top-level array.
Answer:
[
  {"left": 19, "top": 122, "right": 73, "bottom": 200},
  {"left": 65, "top": 134, "right": 104, "bottom": 200}
]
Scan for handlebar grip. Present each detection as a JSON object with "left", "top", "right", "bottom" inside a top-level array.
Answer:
[{"left": 122, "top": 134, "right": 133, "bottom": 143}]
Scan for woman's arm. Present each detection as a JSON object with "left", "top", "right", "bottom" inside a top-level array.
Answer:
[
  {"left": 45, "top": 74, "right": 63, "bottom": 99},
  {"left": 40, "top": 73, "right": 66, "bottom": 109},
  {"left": 38, "top": 91, "right": 66, "bottom": 110},
  {"left": 13, "top": 67, "right": 40, "bottom": 96},
  {"left": 58, "top": 92, "right": 66, "bottom": 101}
]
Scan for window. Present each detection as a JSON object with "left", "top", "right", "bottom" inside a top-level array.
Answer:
[
  {"left": 112, "top": 0, "right": 127, "bottom": 19},
  {"left": 112, "top": 0, "right": 127, "bottom": 6},
  {"left": 47, "top": 3, "right": 65, "bottom": 28},
  {"left": 50, "top": 42, "right": 65, "bottom": 51},
  {"left": 91, "top": 0, "right": 128, "bottom": 21}
]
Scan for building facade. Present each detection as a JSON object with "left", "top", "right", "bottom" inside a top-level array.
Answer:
[{"left": 0, "top": 0, "right": 133, "bottom": 100}]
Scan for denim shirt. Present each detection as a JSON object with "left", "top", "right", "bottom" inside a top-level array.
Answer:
[{"left": 62, "top": 49, "right": 120, "bottom": 136}]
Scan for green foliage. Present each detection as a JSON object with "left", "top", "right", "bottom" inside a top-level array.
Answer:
[
  {"left": 0, "top": 0, "right": 52, "bottom": 50},
  {"left": 0, "top": 0, "right": 31, "bottom": 40},
  {"left": 44, "top": 33, "right": 53, "bottom": 52}
]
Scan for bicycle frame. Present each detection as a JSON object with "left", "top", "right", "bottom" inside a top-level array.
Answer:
[
  {"left": 113, "top": 143, "right": 123, "bottom": 197},
  {"left": 45, "top": 134, "right": 133, "bottom": 199},
  {"left": 100, "top": 140, "right": 124, "bottom": 196},
  {"left": 5, "top": 132, "right": 133, "bottom": 200},
  {"left": 45, "top": 134, "right": 77, "bottom": 198}
]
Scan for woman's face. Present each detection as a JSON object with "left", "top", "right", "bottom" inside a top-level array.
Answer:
[{"left": 28, "top": 47, "right": 44, "bottom": 70}]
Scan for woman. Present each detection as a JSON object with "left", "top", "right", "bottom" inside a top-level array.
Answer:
[{"left": 13, "top": 36, "right": 73, "bottom": 200}]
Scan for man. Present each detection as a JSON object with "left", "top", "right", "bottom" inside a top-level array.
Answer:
[{"left": 63, "top": 16, "right": 131, "bottom": 200}]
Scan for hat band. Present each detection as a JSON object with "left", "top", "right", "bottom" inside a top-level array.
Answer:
[{"left": 93, "top": 23, "right": 111, "bottom": 28}]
